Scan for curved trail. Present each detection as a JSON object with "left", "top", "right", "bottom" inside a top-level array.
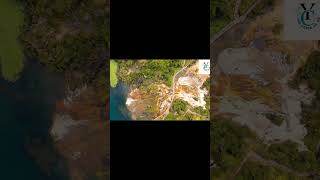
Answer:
[
  {"left": 154, "top": 60, "right": 186, "bottom": 120},
  {"left": 231, "top": 151, "right": 312, "bottom": 178},
  {"left": 249, "top": 151, "right": 312, "bottom": 177},
  {"left": 211, "top": 0, "right": 263, "bottom": 45}
]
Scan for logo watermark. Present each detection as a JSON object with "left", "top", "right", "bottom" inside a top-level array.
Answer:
[
  {"left": 198, "top": 59, "right": 210, "bottom": 75},
  {"left": 297, "top": 3, "right": 320, "bottom": 30},
  {"left": 284, "top": 0, "right": 320, "bottom": 40}
]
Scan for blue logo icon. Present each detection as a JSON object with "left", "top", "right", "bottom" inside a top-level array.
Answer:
[
  {"left": 297, "top": 3, "right": 320, "bottom": 30},
  {"left": 203, "top": 62, "right": 210, "bottom": 71}
]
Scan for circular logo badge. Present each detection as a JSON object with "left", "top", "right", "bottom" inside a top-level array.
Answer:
[{"left": 297, "top": 3, "right": 320, "bottom": 30}]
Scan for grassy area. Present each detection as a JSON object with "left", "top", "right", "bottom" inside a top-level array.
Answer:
[
  {"left": 20, "top": 0, "right": 109, "bottom": 90},
  {"left": 110, "top": 60, "right": 118, "bottom": 88},
  {"left": 264, "top": 113, "right": 285, "bottom": 126},
  {"left": 237, "top": 160, "right": 303, "bottom": 180},
  {"left": 117, "top": 60, "right": 183, "bottom": 87},
  {"left": 294, "top": 51, "right": 320, "bottom": 152},
  {"left": 210, "top": 0, "right": 235, "bottom": 37},
  {"left": 239, "top": 0, "right": 256, "bottom": 15},
  {"left": 211, "top": 117, "right": 257, "bottom": 179},
  {"left": 0, "top": 0, "right": 24, "bottom": 81},
  {"left": 258, "top": 141, "right": 319, "bottom": 172},
  {"left": 248, "top": 0, "right": 276, "bottom": 18},
  {"left": 210, "top": 18, "right": 230, "bottom": 37}
]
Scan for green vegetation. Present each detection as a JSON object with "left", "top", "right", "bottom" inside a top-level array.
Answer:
[
  {"left": 293, "top": 51, "right": 320, "bottom": 153},
  {"left": 228, "top": 50, "right": 320, "bottom": 179},
  {"left": 248, "top": 0, "right": 276, "bottom": 18},
  {"left": 12, "top": 1, "right": 110, "bottom": 179},
  {"left": 239, "top": 0, "right": 255, "bottom": 15},
  {"left": 20, "top": 0, "right": 109, "bottom": 89},
  {"left": 168, "top": 78, "right": 210, "bottom": 120},
  {"left": 296, "top": 51, "right": 320, "bottom": 92},
  {"left": 264, "top": 113, "right": 285, "bottom": 126},
  {"left": 210, "top": 0, "right": 276, "bottom": 36},
  {"left": 258, "top": 141, "right": 319, "bottom": 172},
  {"left": 117, "top": 60, "right": 186, "bottom": 120},
  {"left": 117, "top": 60, "right": 183, "bottom": 88},
  {"left": 110, "top": 60, "right": 118, "bottom": 88},
  {"left": 165, "top": 99, "right": 202, "bottom": 120},
  {"left": 211, "top": 5, "right": 320, "bottom": 180},
  {"left": 237, "top": 160, "right": 302, "bottom": 180},
  {"left": 0, "top": 0, "right": 24, "bottom": 81},
  {"left": 171, "top": 99, "right": 187, "bottom": 115},
  {"left": 165, "top": 113, "right": 175, "bottom": 120},
  {"left": 210, "top": 0, "right": 235, "bottom": 36},
  {"left": 203, "top": 78, "right": 210, "bottom": 119},
  {"left": 239, "top": 0, "right": 275, "bottom": 17},
  {"left": 117, "top": 60, "right": 209, "bottom": 120},
  {"left": 211, "top": 117, "right": 256, "bottom": 179},
  {"left": 210, "top": 117, "right": 318, "bottom": 179},
  {"left": 302, "top": 109, "right": 320, "bottom": 152}
]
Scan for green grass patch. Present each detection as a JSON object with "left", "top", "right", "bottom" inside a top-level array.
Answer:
[
  {"left": 117, "top": 60, "right": 183, "bottom": 87},
  {"left": 239, "top": 0, "right": 256, "bottom": 15},
  {"left": 0, "top": 0, "right": 24, "bottom": 81},
  {"left": 294, "top": 51, "right": 320, "bottom": 152},
  {"left": 237, "top": 160, "right": 302, "bottom": 180},
  {"left": 210, "top": 0, "right": 235, "bottom": 37},
  {"left": 264, "top": 113, "right": 285, "bottom": 126},
  {"left": 260, "top": 141, "right": 319, "bottom": 172},
  {"left": 211, "top": 118, "right": 257, "bottom": 179},
  {"left": 110, "top": 60, "right": 118, "bottom": 88},
  {"left": 210, "top": 18, "right": 230, "bottom": 37}
]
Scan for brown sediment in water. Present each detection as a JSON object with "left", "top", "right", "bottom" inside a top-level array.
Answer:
[{"left": 51, "top": 87, "right": 109, "bottom": 180}]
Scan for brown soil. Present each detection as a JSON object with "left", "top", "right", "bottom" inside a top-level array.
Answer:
[{"left": 54, "top": 87, "right": 109, "bottom": 180}]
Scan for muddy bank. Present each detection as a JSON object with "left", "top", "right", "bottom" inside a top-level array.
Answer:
[{"left": 52, "top": 85, "right": 109, "bottom": 180}]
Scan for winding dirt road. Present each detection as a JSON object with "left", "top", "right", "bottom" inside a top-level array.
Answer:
[
  {"left": 211, "top": 0, "right": 263, "bottom": 45},
  {"left": 230, "top": 151, "right": 313, "bottom": 178},
  {"left": 154, "top": 60, "right": 187, "bottom": 120}
]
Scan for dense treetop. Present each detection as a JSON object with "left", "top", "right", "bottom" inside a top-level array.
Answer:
[
  {"left": 117, "top": 60, "right": 184, "bottom": 88},
  {"left": 19, "top": 0, "right": 109, "bottom": 89}
]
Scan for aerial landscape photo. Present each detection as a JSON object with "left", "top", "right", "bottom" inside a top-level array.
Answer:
[
  {"left": 110, "top": 60, "right": 210, "bottom": 120},
  {"left": 0, "top": 0, "right": 109, "bottom": 179},
  {"left": 211, "top": 0, "right": 320, "bottom": 179}
]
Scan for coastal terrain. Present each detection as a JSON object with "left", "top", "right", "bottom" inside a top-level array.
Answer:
[
  {"left": 110, "top": 60, "right": 210, "bottom": 120},
  {"left": 0, "top": 0, "right": 109, "bottom": 179}
]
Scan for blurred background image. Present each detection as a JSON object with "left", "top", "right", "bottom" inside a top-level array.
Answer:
[{"left": 211, "top": 0, "right": 320, "bottom": 179}]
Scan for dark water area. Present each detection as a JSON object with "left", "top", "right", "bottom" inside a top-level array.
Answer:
[
  {"left": 0, "top": 60, "right": 69, "bottom": 179},
  {"left": 110, "top": 82, "right": 132, "bottom": 120}
]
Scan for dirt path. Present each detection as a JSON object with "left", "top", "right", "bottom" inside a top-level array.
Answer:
[
  {"left": 231, "top": 150, "right": 312, "bottom": 178},
  {"left": 249, "top": 151, "right": 312, "bottom": 177},
  {"left": 154, "top": 60, "right": 187, "bottom": 120},
  {"left": 211, "top": 0, "right": 263, "bottom": 45},
  {"left": 212, "top": 143, "right": 314, "bottom": 178},
  {"left": 232, "top": 152, "right": 251, "bottom": 178}
]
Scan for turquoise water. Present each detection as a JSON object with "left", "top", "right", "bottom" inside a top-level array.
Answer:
[
  {"left": 0, "top": 61, "right": 68, "bottom": 179},
  {"left": 110, "top": 82, "right": 132, "bottom": 120}
]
